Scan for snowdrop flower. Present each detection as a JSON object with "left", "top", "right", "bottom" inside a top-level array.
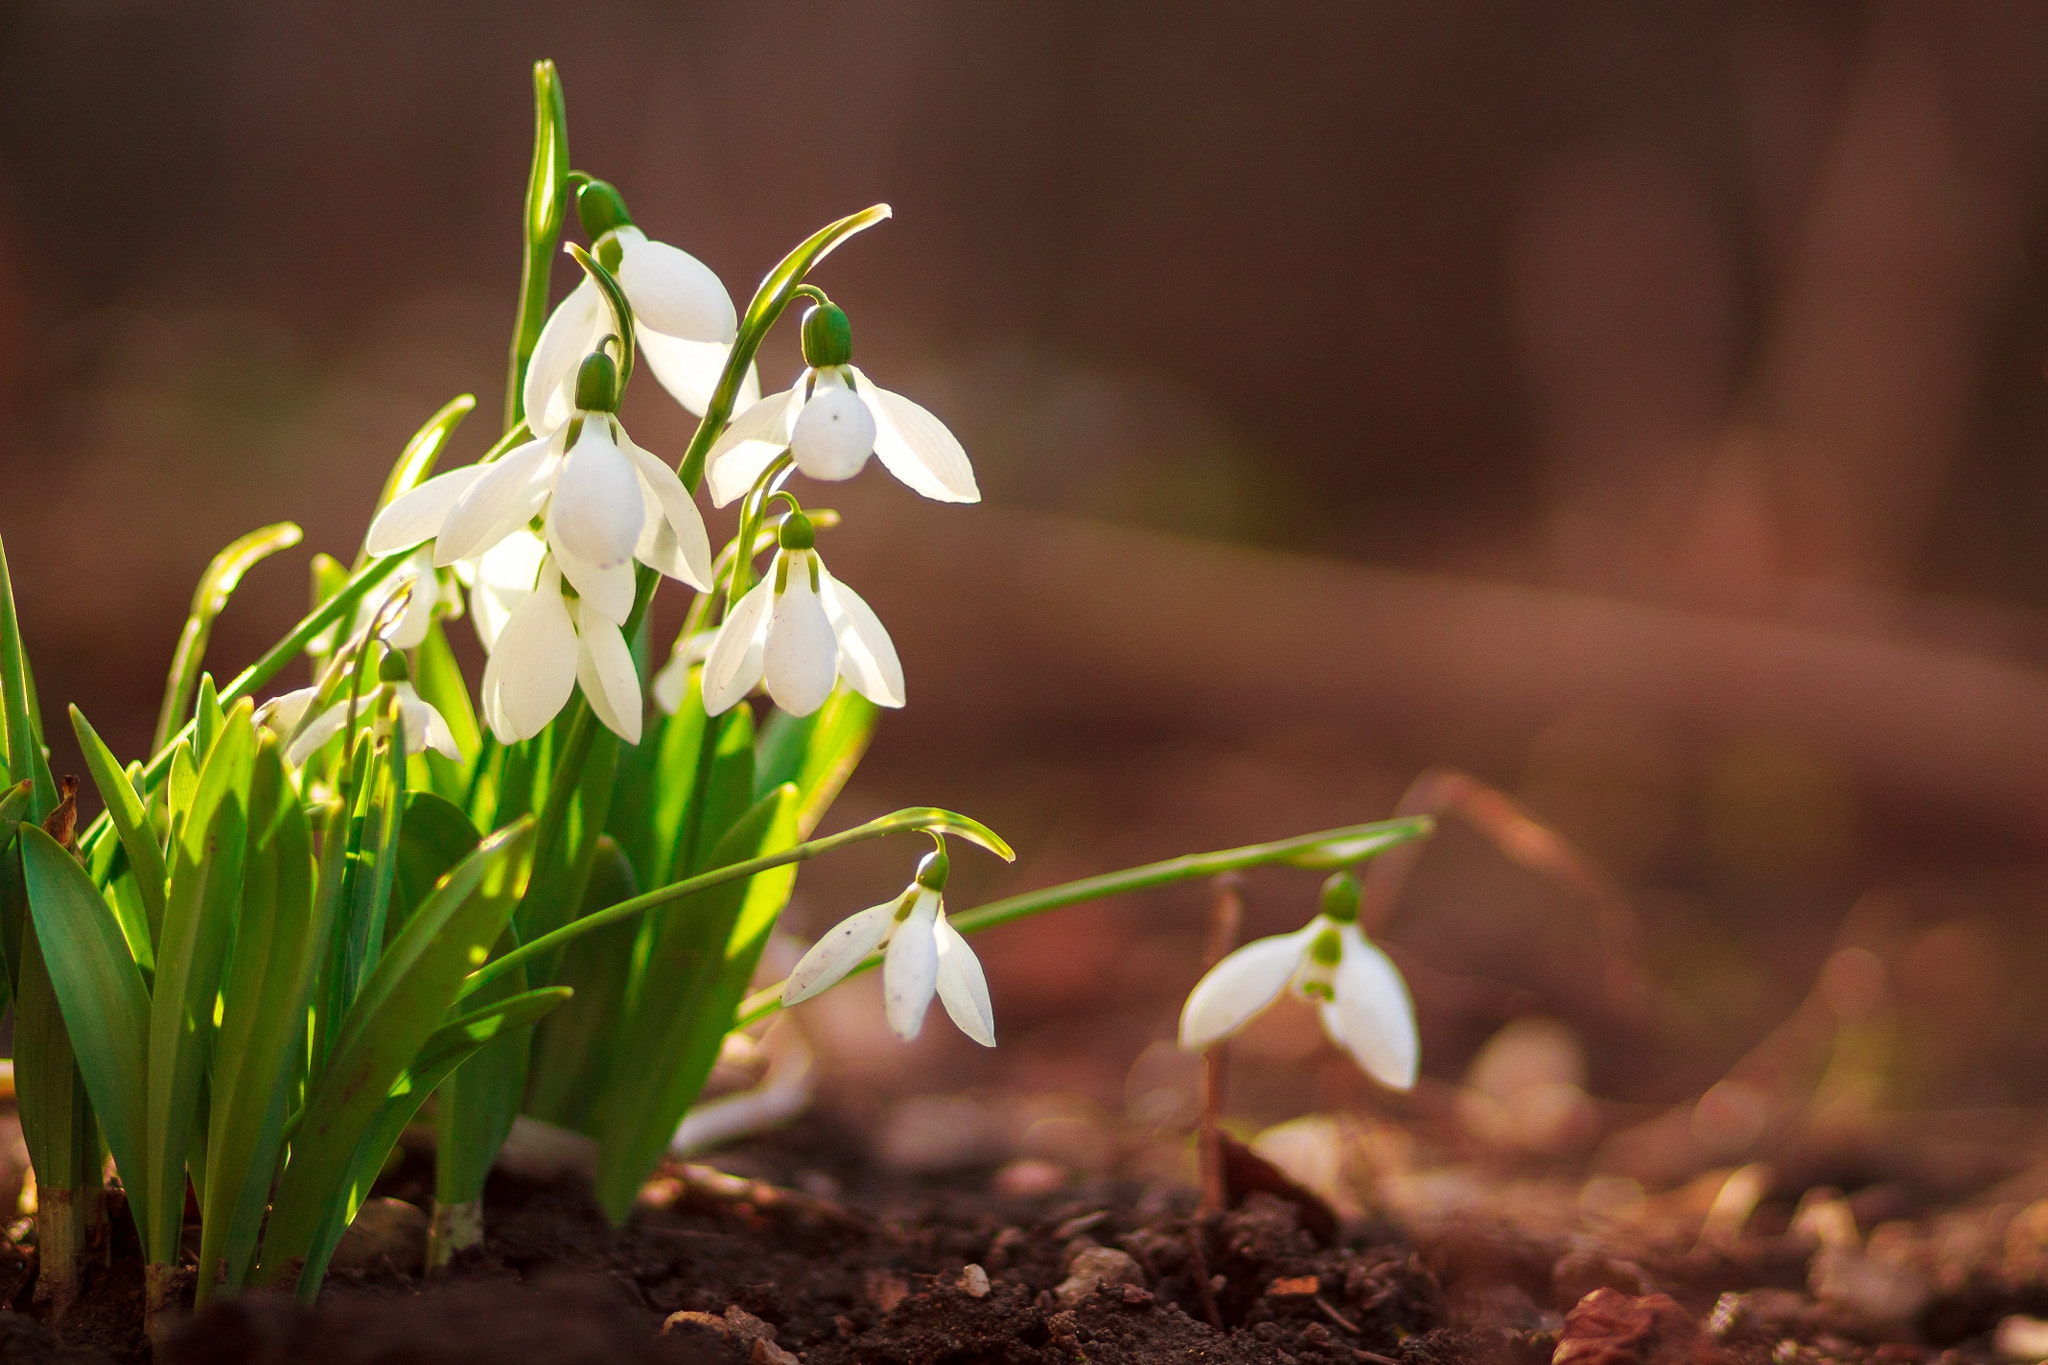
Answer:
[
  {"left": 1178, "top": 872, "right": 1417, "bottom": 1090},
  {"left": 650, "top": 626, "right": 717, "bottom": 715},
  {"left": 479, "top": 557, "right": 643, "bottom": 745},
  {"left": 782, "top": 846, "right": 993, "bottom": 1045},
  {"left": 365, "top": 353, "right": 713, "bottom": 600},
  {"left": 703, "top": 301, "right": 977, "bottom": 508},
  {"left": 523, "top": 177, "right": 745, "bottom": 428},
  {"left": 256, "top": 656, "right": 463, "bottom": 768},
  {"left": 372, "top": 549, "right": 461, "bottom": 651},
  {"left": 460, "top": 528, "right": 548, "bottom": 653},
  {"left": 701, "top": 510, "right": 902, "bottom": 718}
]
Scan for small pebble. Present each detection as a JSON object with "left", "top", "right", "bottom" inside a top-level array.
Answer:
[
  {"left": 1996, "top": 1315, "right": 2048, "bottom": 1361},
  {"left": 1268, "top": 1276, "right": 1320, "bottom": 1297},
  {"left": 865, "top": 1272, "right": 909, "bottom": 1313},
  {"left": 329, "top": 1197, "right": 428, "bottom": 1276},
  {"left": 750, "top": 1341, "right": 800, "bottom": 1365},
  {"left": 993, "top": 1158, "right": 1067, "bottom": 1198},
  {"left": 960, "top": 1264, "right": 992, "bottom": 1298},
  {"left": 1056, "top": 1247, "right": 1146, "bottom": 1307},
  {"left": 1553, "top": 1288, "right": 1718, "bottom": 1365}
]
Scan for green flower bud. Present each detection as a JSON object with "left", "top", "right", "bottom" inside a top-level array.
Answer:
[
  {"left": 576, "top": 178, "right": 634, "bottom": 242},
  {"left": 378, "top": 651, "right": 411, "bottom": 684},
  {"left": 575, "top": 352, "right": 620, "bottom": 412},
  {"left": 800, "top": 303, "right": 854, "bottom": 369},
  {"left": 915, "top": 847, "right": 950, "bottom": 891},
  {"left": 1320, "top": 870, "right": 1361, "bottom": 923},
  {"left": 777, "top": 510, "right": 816, "bottom": 551}
]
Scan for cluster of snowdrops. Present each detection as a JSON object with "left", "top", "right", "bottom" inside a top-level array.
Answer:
[{"left": 0, "top": 62, "right": 1430, "bottom": 1344}]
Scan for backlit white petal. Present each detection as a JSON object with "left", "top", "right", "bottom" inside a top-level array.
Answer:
[
  {"left": 366, "top": 467, "right": 484, "bottom": 555},
  {"left": 255, "top": 686, "right": 320, "bottom": 737},
  {"left": 434, "top": 435, "right": 555, "bottom": 567},
  {"left": 782, "top": 899, "right": 899, "bottom": 1005},
  {"left": 284, "top": 703, "right": 351, "bottom": 768},
  {"left": 524, "top": 277, "right": 607, "bottom": 436},
  {"left": 933, "top": 911, "right": 995, "bottom": 1047},
  {"left": 818, "top": 568, "right": 904, "bottom": 709},
  {"left": 1178, "top": 929, "right": 1312, "bottom": 1050},
  {"left": 382, "top": 560, "right": 439, "bottom": 650},
  {"left": 573, "top": 602, "right": 643, "bottom": 745},
  {"left": 1326, "top": 927, "right": 1418, "bottom": 1090},
  {"left": 481, "top": 564, "right": 578, "bottom": 742},
  {"left": 396, "top": 686, "right": 464, "bottom": 761},
  {"left": 639, "top": 330, "right": 756, "bottom": 417},
  {"left": 882, "top": 889, "right": 941, "bottom": 1040},
  {"left": 544, "top": 510, "right": 635, "bottom": 626},
  {"left": 704, "top": 385, "right": 803, "bottom": 507},
  {"left": 550, "top": 420, "right": 644, "bottom": 569},
  {"left": 762, "top": 561, "right": 837, "bottom": 718},
  {"left": 852, "top": 368, "right": 979, "bottom": 503},
  {"left": 615, "top": 231, "right": 737, "bottom": 343},
  {"left": 620, "top": 431, "right": 713, "bottom": 589},
  {"left": 468, "top": 530, "right": 547, "bottom": 652},
  {"left": 701, "top": 579, "right": 772, "bottom": 715},
  {"left": 788, "top": 374, "right": 875, "bottom": 482}
]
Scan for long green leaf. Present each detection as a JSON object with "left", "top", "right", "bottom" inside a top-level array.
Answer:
[
  {"left": 411, "top": 623, "right": 480, "bottom": 804},
  {"left": 70, "top": 706, "right": 167, "bottom": 966},
  {"left": 152, "top": 522, "right": 302, "bottom": 754},
  {"left": 523, "top": 837, "right": 637, "bottom": 1130},
  {"left": 144, "top": 702, "right": 255, "bottom": 1266},
  {"left": 256, "top": 817, "right": 535, "bottom": 1289},
  {"left": 372, "top": 394, "right": 475, "bottom": 517}
]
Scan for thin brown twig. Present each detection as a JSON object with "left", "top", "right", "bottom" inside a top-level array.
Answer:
[
  {"left": 1184, "top": 1220, "right": 1223, "bottom": 1332},
  {"left": 1316, "top": 1294, "right": 1362, "bottom": 1334},
  {"left": 1196, "top": 873, "right": 1242, "bottom": 1218}
]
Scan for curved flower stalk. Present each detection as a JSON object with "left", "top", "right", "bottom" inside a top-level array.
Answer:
[
  {"left": 256, "top": 655, "right": 463, "bottom": 767},
  {"left": 525, "top": 177, "right": 745, "bottom": 426},
  {"left": 1178, "top": 871, "right": 1418, "bottom": 1090},
  {"left": 782, "top": 844, "right": 993, "bottom": 1045},
  {"left": 704, "top": 299, "right": 977, "bottom": 508},
  {"left": 479, "top": 558, "right": 642, "bottom": 744},
  {"left": 365, "top": 353, "right": 713, "bottom": 598},
  {"left": 702, "top": 508, "right": 901, "bottom": 718}
]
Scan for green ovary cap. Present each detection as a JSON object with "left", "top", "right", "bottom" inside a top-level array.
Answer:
[
  {"left": 576, "top": 178, "right": 634, "bottom": 241},
  {"left": 777, "top": 510, "right": 816, "bottom": 551},
  {"left": 576, "top": 352, "right": 620, "bottom": 412},
  {"left": 915, "top": 847, "right": 950, "bottom": 891},
  {"left": 801, "top": 303, "right": 854, "bottom": 369},
  {"left": 1319, "top": 870, "right": 1362, "bottom": 923},
  {"left": 377, "top": 650, "right": 411, "bottom": 683}
]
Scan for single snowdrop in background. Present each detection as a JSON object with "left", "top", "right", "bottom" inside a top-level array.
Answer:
[
  {"left": 1178, "top": 870, "right": 1419, "bottom": 1090},
  {"left": 704, "top": 297, "right": 979, "bottom": 507},
  {"left": 257, "top": 654, "right": 464, "bottom": 767},
  {"left": 479, "top": 557, "right": 642, "bottom": 744},
  {"left": 701, "top": 507, "right": 902, "bottom": 718},
  {"left": 782, "top": 844, "right": 994, "bottom": 1045}
]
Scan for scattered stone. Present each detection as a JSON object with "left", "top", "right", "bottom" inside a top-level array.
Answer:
[
  {"left": 985, "top": 1226, "right": 1027, "bottom": 1270},
  {"left": 865, "top": 1271, "right": 910, "bottom": 1313},
  {"left": 1056, "top": 1246, "right": 1146, "bottom": 1306},
  {"left": 1809, "top": 1226, "right": 1931, "bottom": 1336},
  {"left": 1119, "top": 1283, "right": 1154, "bottom": 1307},
  {"left": 1997, "top": 1315, "right": 2048, "bottom": 1361},
  {"left": 1268, "top": 1276, "right": 1321, "bottom": 1296},
  {"left": 750, "top": 1339, "right": 800, "bottom": 1365},
  {"left": 959, "top": 1264, "right": 991, "bottom": 1298},
  {"left": 1553, "top": 1289, "right": 1722, "bottom": 1365},
  {"left": 329, "top": 1197, "right": 427, "bottom": 1276},
  {"left": 993, "top": 1158, "right": 1067, "bottom": 1198},
  {"left": 1554, "top": 1248, "right": 1650, "bottom": 1309}
]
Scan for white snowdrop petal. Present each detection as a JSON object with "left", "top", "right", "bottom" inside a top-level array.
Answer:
[
  {"left": 468, "top": 530, "right": 546, "bottom": 652},
  {"left": 1177, "top": 930, "right": 1310, "bottom": 1050},
  {"left": 550, "top": 420, "right": 644, "bottom": 569},
  {"left": 434, "top": 436, "right": 554, "bottom": 566},
  {"left": 762, "top": 565, "right": 837, "bottom": 718},
  {"left": 882, "top": 890, "right": 942, "bottom": 1041},
  {"left": 485, "top": 566, "right": 579, "bottom": 741},
  {"left": 524, "top": 277, "right": 607, "bottom": 436},
  {"left": 782, "top": 900, "right": 899, "bottom": 1005},
  {"left": 639, "top": 330, "right": 755, "bottom": 419},
  {"left": 365, "top": 467, "right": 485, "bottom": 556},
  {"left": 574, "top": 603, "right": 643, "bottom": 745},
  {"left": 255, "top": 686, "right": 320, "bottom": 737},
  {"left": 788, "top": 381, "right": 876, "bottom": 482},
  {"left": 616, "top": 233, "right": 737, "bottom": 343},
  {"left": 818, "top": 568, "right": 904, "bottom": 709},
  {"left": 704, "top": 385, "right": 803, "bottom": 507},
  {"left": 933, "top": 912, "right": 996, "bottom": 1047},
  {"left": 382, "top": 561, "right": 439, "bottom": 650},
  {"left": 620, "top": 433, "right": 714, "bottom": 590},
  {"left": 701, "top": 579, "right": 772, "bottom": 715},
  {"left": 284, "top": 703, "right": 351, "bottom": 768},
  {"left": 1329, "top": 927, "right": 1419, "bottom": 1091},
  {"left": 545, "top": 510, "right": 636, "bottom": 626},
  {"left": 852, "top": 369, "right": 979, "bottom": 504},
  {"left": 400, "top": 691, "right": 464, "bottom": 762}
]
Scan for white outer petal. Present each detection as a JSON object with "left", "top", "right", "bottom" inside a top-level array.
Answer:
[
  {"left": 365, "top": 467, "right": 484, "bottom": 556},
  {"left": 781, "top": 899, "right": 899, "bottom": 1005},
  {"left": 467, "top": 530, "right": 546, "bottom": 652},
  {"left": 544, "top": 507, "right": 636, "bottom": 626},
  {"left": 933, "top": 911, "right": 995, "bottom": 1047},
  {"left": 700, "top": 579, "right": 772, "bottom": 715},
  {"left": 480, "top": 563, "right": 578, "bottom": 742},
  {"left": 1177, "top": 928, "right": 1312, "bottom": 1050},
  {"left": 818, "top": 567, "right": 904, "bottom": 709},
  {"left": 640, "top": 331, "right": 756, "bottom": 418},
  {"left": 524, "top": 277, "right": 607, "bottom": 437},
  {"left": 619, "top": 431, "right": 713, "bottom": 589},
  {"left": 284, "top": 703, "right": 351, "bottom": 767},
  {"left": 434, "top": 435, "right": 555, "bottom": 567},
  {"left": 851, "top": 367, "right": 979, "bottom": 503},
  {"left": 882, "top": 889, "right": 941, "bottom": 1041},
  {"left": 704, "top": 385, "right": 803, "bottom": 507},
  {"left": 382, "top": 556, "right": 439, "bottom": 650},
  {"left": 396, "top": 687, "right": 464, "bottom": 761},
  {"left": 255, "top": 686, "right": 320, "bottom": 737},
  {"left": 549, "top": 419, "right": 644, "bottom": 569},
  {"left": 572, "top": 601, "right": 643, "bottom": 745},
  {"left": 1325, "top": 926, "right": 1419, "bottom": 1091},
  {"left": 762, "top": 560, "right": 837, "bottom": 718},
  {"left": 615, "top": 230, "right": 737, "bottom": 343}
]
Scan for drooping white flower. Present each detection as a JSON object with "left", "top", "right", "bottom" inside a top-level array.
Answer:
[
  {"left": 461, "top": 528, "right": 549, "bottom": 653},
  {"left": 782, "top": 848, "right": 993, "bottom": 1045},
  {"left": 523, "top": 178, "right": 748, "bottom": 427},
  {"left": 364, "top": 356, "right": 712, "bottom": 595},
  {"left": 1177, "top": 873, "right": 1417, "bottom": 1090},
  {"left": 256, "top": 669, "right": 464, "bottom": 769},
  {"left": 700, "top": 512, "right": 902, "bottom": 718},
  {"left": 703, "top": 302, "right": 976, "bottom": 508},
  {"left": 650, "top": 627, "right": 717, "bottom": 715},
  {"left": 478, "top": 558, "right": 644, "bottom": 745},
  {"left": 377, "top": 549, "right": 463, "bottom": 651}
]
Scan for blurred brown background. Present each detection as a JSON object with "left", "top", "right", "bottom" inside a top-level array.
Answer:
[{"left": 7, "top": 1, "right": 2048, "bottom": 1155}]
